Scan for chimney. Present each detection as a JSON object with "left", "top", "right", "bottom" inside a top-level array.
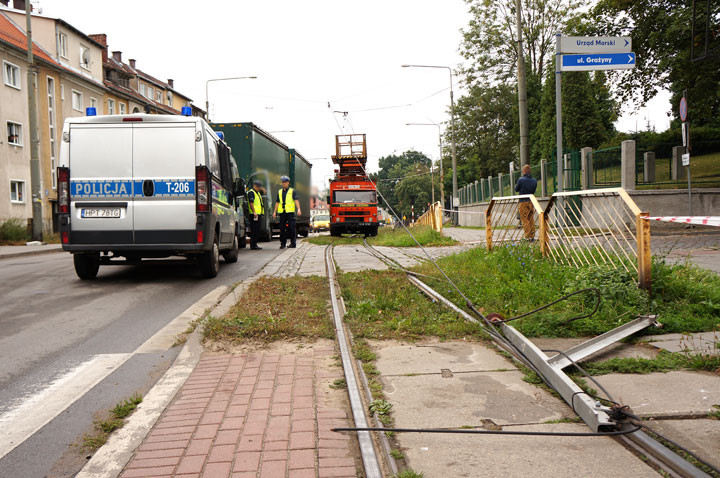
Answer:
[
  {"left": 129, "top": 59, "right": 136, "bottom": 69},
  {"left": 167, "top": 79, "right": 174, "bottom": 88},
  {"left": 112, "top": 51, "right": 122, "bottom": 62},
  {"left": 89, "top": 34, "right": 108, "bottom": 62},
  {"left": 89, "top": 34, "right": 107, "bottom": 46}
]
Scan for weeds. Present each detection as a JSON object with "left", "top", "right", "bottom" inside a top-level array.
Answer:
[
  {"left": 330, "top": 378, "right": 347, "bottom": 390},
  {"left": 83, "top": 393, "right": 143, "bottom": 451},
  {"left": 203, "top": 276, "right": 333, "bottom": 342},
  {"left": 410, "top": 244, "right": 720, "bottom": 338},
  {"left": 710, "top": 405, "right": 720, "bottom": 420},
  {"left": 580, "top": 350, "right": 720, "bottom": 375},
  {"left": 339, "top": 270, "right": 481, "bottom": 340},
  {"left": 0, "top": 218, "right": 29, "bottom": 243},
  {"left": 307, "top": 225, "right": 457, "bottom": 247},
  {"left": 395, "top": 470, "right": 424, "bottom": 478}
]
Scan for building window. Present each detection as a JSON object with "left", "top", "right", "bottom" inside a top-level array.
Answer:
[
  {"left": 58, "top": 32, "right": 68, "bottom": 59},
  {"left": 10, "top": 180, "right": 26, "bottom": 203},
  {"left": 3, "top": 61, "right": 21, "bottom": 89},
  {"left": 147, "top": 86, "right": 154, "bottom": 99},
  {"left": 139, "top": 83, "right": 146, "bottom": 97},
  {"left": 156, "top": 90, "right": 161, "bottom": 102},
  {"left": 108, "top": 98, "right": 115, "bottom": 115},
  {"left": 119, "top": 103, "right": 126, "bottom": 114},
  {"left": 47, "top": 77, "right": 57, "bottom": 189},
  {"left": 80, "top": 45, "right": 90, "bottom": 70},
  {"left": 168, "top": 92, "right": 173, "bottom": 107},
  {"left": 72, "top": 90, "right": 83, "bottom": 112},
  {"left": 90, "top": 97, "right": 97, "bottom": 109},
  {"left": 60, "top": 84, "right": 65, "bottom": 100},
  {"left": 7, "top": 122, "right": 22, "bottom": 146}
]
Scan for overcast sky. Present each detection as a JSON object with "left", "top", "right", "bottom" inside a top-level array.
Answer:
[{"left": 37, "top": 0, "right": 671, "bottom": 189}]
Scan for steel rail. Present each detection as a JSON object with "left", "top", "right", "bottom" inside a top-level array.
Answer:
[
  {"left": 360, "top": 240, "right": 710, "bottom": 477},
  {"left": 324, "top": 245, "right": 383, "bottom": 478}
]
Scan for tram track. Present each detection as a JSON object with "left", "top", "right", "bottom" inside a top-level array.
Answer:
[{"left": 325, "top": 236, "right": 716, "bottom": 478}]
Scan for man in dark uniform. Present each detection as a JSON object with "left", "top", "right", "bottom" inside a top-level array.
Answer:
[
  {"left": 247, "top": 180, "right": 265, "bottom": 250},
  {"left": 273, "top": 175, "right": 301, "bottom": 249}
]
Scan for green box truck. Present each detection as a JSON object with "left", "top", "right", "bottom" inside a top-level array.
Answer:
[{"left": 210, "top": 122, "right": 311, "bottom": 241}]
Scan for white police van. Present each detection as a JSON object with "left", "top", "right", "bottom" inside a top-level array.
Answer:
[{"left": 57, "top": 110, "right": 245, "bottom": 279}]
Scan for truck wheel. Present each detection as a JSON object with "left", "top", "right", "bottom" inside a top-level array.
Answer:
[
  {"left": 223, "top": 234, "right": 239, "bottom": 263},
  {"left": 330, "top": 228, "right": 341, "bottom": 237},
  {"left": 199, "top": 234, "right": 220, "bottom": 278},
  {"left": 301, "top": 226, "right": 309, "bottom": 238},
  {"left": 74, "top": 253, "right": 100, "bottom": 280},
  {"left": 370, "top": 226, "right": 378, "bottom": 237}
]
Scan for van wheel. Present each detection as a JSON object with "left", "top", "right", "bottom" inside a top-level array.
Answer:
[
  {"left": 238, "top": 228, "right": 247, "bottom": 249},
  {"left": 74, "top": 253, "right": 100, "bottom": 280},
  {"left": 199, "top": 234, "right": 220, "bottom": 278},
  {"left": 223, "top": 234, "right": 239, "bottom": 263}
]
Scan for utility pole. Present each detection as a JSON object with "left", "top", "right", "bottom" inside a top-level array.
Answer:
[
  {"left": 515, "top": 0, "right": 530, "bottom": 166},
  {"left": 26, "top": 1, "right": 42, "bottom": 241},
  {"left": 449, "top": 70, "right": 458, "bottom": 225},
  {"left": 555, "top": 32, "right": 564, "bottom": 193}
]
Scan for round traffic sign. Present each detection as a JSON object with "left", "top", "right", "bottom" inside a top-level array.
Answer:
[{"left": 679, "top": 97, "right": 688, "bottom": 122}]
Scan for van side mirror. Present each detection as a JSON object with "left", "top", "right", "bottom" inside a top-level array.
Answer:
[{"left": 234, "top": 178, "right": 245, "bottom": 197}]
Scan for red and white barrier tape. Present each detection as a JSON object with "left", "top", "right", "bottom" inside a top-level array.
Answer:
[{"left": 645, "top": 216, "right": 720, "bottom": 227}]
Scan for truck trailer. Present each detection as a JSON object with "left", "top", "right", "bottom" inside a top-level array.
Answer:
[
  {"left": 210, "top": 122, "right": 312, "bottom": 240},
  {"left": 328, "top": 134, "right": 379, "bottom": 237}
]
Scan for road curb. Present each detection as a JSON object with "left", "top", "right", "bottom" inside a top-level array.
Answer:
[
  {"left": 0, "top": 246, "right": 63, "bottom": 260},
  {"left": 75, "top": 285, "right": 231, "bottom": 478}
]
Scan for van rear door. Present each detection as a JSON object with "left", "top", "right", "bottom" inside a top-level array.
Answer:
[
  {"left": 132, "top": 123, "right": 196, "bottom": 244},
  {"left": 69, "top": 124, "right": 134, "bottom": 244}
]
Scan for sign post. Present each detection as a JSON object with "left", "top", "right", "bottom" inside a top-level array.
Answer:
[
  {"left": 680, "top": 94, "right": 691, "bottom": 216},
  {"left": 555, "top": 35, "right": 634, "bottom": 194}
]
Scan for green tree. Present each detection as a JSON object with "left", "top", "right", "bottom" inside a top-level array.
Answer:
[
  {"left": 374, "top": 151, "right": 436, "bottom": 219},
  {"left": 586, "top": 0, "right": 720, "bottom": 127},
  {"left": 461, "top": 0, "right": 584, "bottom": 84}
]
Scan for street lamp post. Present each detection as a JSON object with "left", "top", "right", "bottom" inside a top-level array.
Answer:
[
  {"left": 205, "top": 76, "right": 257, "bottom": 122},
  {"left": 402, "top": 64, "right": 457, "bottom": 224},
  {"left": 406, "top": 122, "right": 443, "bottom": 205}
]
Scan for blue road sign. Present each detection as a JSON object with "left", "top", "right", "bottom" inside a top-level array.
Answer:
[
  {"left": 560, "top": 52, "right": 636, "bottom": 71},
  {"left": 679, "top": 97, "right": 688, "bottom": 122}
]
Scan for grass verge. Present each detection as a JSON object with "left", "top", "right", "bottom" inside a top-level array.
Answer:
[
  {"left": 307, "top": 225, "right": 457, "bottom": 247},
  {"left": 339, "top": 269, "right": 484, "bottom": 341},
  {"left": 83, "top": 394, "right": 143, "bottom": 450},
  {"left": 579, "top": 350, "right": 720, "bottom": 375},
  {"left": 410, "top": 243, "right": 720, "bottom": 338},
  {"left": 203, "top": 276, "right": 333, "bottom": 342}
]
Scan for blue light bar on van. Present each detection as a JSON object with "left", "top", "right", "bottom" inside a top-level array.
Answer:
[
  {"left": 215, "top": 131, "right": 225, "bottom": 140},
  {"left": 181, "top": 106, "right": 192, "bottom": 116},
  {"left": 86, "top": 107, "right": 97, "bottom": 116}
]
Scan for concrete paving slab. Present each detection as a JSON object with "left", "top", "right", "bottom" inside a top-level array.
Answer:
[
  {"left": 531, "top": 337, "right": 659, "bottom": 362},
  {"left": 383, "top": 371, "right": 567, "bottom": 427},
  {"left": 372, "top": 340, "right": 515, "bottom": 375},
  {"left": 594, "top": 371, "right": 720, "bottom": 417},
  {"left": 398, "top": 423, "right": 658, "bottom": 478},
  {"left": 647, "top": 418, "right": 720, "bottom": 470},
  {"left": 333, "top": 246, "right": 386, "bottom": 272}
]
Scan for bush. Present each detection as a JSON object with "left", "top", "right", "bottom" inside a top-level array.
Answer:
[{"left": 0, "top": 218, "right": 29, "bottom": 242}]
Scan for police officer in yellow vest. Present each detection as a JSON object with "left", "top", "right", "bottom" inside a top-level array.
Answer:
[
  {"left": 273, "top": 175, "right": 301, "bottom": 249},
  {"left": 247, "top": 180, "right": 265, "bottom": 250}
]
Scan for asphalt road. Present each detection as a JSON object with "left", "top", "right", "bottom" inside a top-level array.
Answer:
[{"left": 0, "top": 244, "right": 285, "bottom": 478}]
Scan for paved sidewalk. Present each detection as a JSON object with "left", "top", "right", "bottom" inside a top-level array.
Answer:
[
  {"left": 0, "top": 243, "right": 62, "bottom": 260},
  {"left": 121, "top": 342, "right": 359, "bottom": 478}
]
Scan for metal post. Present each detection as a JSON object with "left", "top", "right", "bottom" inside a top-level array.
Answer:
[
  {"left": 540, "top": 159, "right": 547, "bottom": 197},
  {"left": 26, "top": 3, "right": 42, "bottom": 240},
  {"left": 636, "top": 211, "right": 652, "bottom": 290},
  {"left": 555, "top": 33, "right": 564, "bottom": 193},
  {"left": 205, "top": 76, "right": 257, "bottom": 122},
  {"left": 515, "top": 0, "right": 530, "bottom": 166},
  {"left": 449, "top": 70, "right": 458, "bottom": 226}
]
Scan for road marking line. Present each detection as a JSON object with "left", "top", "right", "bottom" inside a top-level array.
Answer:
[{"left": 0, "top": 353, "right": 132, "bottom": 460}]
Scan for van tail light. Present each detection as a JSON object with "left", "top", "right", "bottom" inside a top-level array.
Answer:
[
  {"left": 58, "top": 167, "right": 70, "bottom": 213},
  {"left": 61, "top": 231, "right": 69, "bottom": 244},
  {"left": 196, "top": 166, "right": 211, "bottom": 213}
]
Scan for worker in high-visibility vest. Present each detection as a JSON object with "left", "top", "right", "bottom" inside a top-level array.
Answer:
[
  {"left": 273, "top": 175, "right": 301, "bottom": 249},
  {"left": 247, "top": 180, "right": 265, "bottom": 250}
]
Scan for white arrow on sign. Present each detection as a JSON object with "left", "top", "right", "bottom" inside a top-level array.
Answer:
[{"left": 560, "top": 36, "right": 632, "bottom": 54}]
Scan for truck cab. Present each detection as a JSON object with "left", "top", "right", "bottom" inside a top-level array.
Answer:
[
  {"left": 328, "top": 134, "right": 379, "bottom": 237},
  {"left": 58, "top": 112, "right": 245, "bottom": 279}
]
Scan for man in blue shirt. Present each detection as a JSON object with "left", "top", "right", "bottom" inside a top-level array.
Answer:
[{"left": 515, "top": 164, "right": 538, "bottom": 240}]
